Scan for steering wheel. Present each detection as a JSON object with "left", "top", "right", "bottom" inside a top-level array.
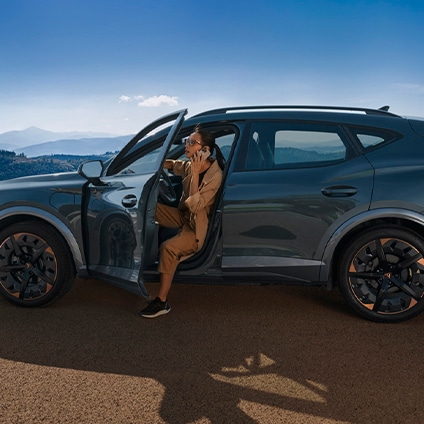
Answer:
[{"left": 158, "top": 169, "right": 177, "bottom": 204}]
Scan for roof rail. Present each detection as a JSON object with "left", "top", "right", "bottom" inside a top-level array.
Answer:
[{"left": 192, "top": 105, "right": 400, "bottom": 118}]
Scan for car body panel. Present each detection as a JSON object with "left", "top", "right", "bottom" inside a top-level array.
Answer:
[
  {"left": 0, "top": 172, "right": 87, "bottom": 269},
  {"left": 221, "top": 155, "right": 374, "bottom": 281},
  {"left": 365, "top": 136, "right": 424, "bottom": 209}
]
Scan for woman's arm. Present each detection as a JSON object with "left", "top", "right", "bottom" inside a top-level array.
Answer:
[
  {"left": 163, "top": 159, "right": 174, "bottom": 170},
  {"left": 185, "top": 166, "right": 223, "bottom": 215}
]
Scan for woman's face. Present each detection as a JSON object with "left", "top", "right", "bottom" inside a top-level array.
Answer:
[{"left": 184, "top": 132, "right": 203, "bottom": 158}]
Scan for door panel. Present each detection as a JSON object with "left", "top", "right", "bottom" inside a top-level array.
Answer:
[
  {"left": 222, "top": 121, "right": 374, "bottom": 282},
  {"left": 84, "top": 174, "right": 155, "bottom": 295},
  {"left": 82, "top": 110, "right": 187, "bottom": 296}
]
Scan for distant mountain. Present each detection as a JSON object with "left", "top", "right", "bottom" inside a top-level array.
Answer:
[
  {"left": 0, "top": 126, "right": 121, "bottom": 150},
  {"left": 15, "top": 135, "right": 132, "bottom": 157}
]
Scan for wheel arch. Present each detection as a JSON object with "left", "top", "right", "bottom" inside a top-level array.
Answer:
[
  {"left": 321, "top": 208, "right": 424, "bottom": 289},
  {"left": 0, "top": 207, "right": 84, "bottom": 274}
]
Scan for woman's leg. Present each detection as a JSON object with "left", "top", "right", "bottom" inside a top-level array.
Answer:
[
  {"left": 157, "top": 224, "right": 198, "bottom": 300},
  {"left": 154, "top": 204, "right": 183, "bottom": 301},
  {"left": 157, "top": 273, "right": 173, "bottom": 302},
  {"left": 141, "top": 205, "right": 198, "bottom": 316},
  {"left": 156, "top": 203, "right": 183, "bottom": 228},
  {"left": 140, "top": 225, "right": 198, "bottom": 317}
]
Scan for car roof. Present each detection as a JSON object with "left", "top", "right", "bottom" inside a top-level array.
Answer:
[
  {"left": 186, "top": 105, "right": 409, "bottom": 131},
  {"left": 192, "top": 105, "right": 399, "bottom": 118}
]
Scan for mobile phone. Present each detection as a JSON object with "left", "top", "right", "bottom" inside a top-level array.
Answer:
[{"left": 200, "top": 148, "right": 211, "bottom": 160}]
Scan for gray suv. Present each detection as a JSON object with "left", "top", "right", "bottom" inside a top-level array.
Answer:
[{"left": 1, "top": 105, "right": 424, "bottom": 322}]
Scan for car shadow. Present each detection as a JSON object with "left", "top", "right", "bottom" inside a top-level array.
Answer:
[{"left": 0, "top": 278, "right": 423, "bottom": 423}]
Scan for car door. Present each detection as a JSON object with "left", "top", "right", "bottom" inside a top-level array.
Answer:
[
  {"left": 221, "top": 120, "right": 375, "bottom": 282},
  {"left": 81, "top": 109, "right": 187, "bottom": 297}
]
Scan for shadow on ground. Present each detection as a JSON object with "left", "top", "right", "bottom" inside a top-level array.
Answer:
[{"left": 0, "top": 278, "right": 423, "bottom": 423}]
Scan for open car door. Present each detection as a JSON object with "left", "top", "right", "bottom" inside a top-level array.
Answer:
[{"left": 80, "top": 109, "right": 187, "bottom": 298}]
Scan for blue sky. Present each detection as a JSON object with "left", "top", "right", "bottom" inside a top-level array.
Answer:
[{"left": 1, "top": 0, "right": 423, "bottom": 134}]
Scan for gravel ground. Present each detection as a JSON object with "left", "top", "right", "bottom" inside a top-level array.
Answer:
[{"left": 0, "top": 278, "right": 423, "bottom": 423}]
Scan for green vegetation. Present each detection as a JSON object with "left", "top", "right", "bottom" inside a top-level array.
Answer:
[{"left": 0, "top": 150, "right": 115, "bottom": 181}]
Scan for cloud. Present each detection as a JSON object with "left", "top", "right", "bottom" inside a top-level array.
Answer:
[
  {"left": 119, "top": 94, "right": 179, "bottom": 107},
  {"left": 119, "top": 95, "right": 131, "bottom": 103},
  {"left": 137, "top": 95, "right": 179, "bottom": 107}
]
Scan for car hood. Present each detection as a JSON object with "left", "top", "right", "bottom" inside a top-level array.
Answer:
[{"left": 0, "top": 171, "right": 85, "bottom": 190}]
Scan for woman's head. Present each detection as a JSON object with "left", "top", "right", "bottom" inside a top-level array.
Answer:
[
  {"left": 185, "top": 124, "right": 225, "bottom": 169},
  {"left": 193, "top": 124, "right": 215, "bottom": 152}
]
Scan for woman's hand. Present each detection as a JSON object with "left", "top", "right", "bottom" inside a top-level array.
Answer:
[
  {"left": 189, "top": 151, "right": 208, "bottom": 195},
  {"left": 190, "top": 151, "right": 206, "bottom": 176},
  {"left": 163, "top": 159, "right": 174, "bottom": 170}
]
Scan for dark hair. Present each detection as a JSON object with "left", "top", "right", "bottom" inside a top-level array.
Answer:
[{"left": 194, "top": 124, "right": 226, "bottom": 170}]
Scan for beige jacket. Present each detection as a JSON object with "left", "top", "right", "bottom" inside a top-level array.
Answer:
[{"left": 172, "top": 159, "right": 223, "bottom": 250}]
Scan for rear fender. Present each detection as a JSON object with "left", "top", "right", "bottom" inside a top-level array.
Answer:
[{"left": 320, "top": 208, "right": 424, "bottom": 288}]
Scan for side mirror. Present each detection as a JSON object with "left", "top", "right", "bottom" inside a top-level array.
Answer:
[{"left": 78, "top": 160, "right": 104, "bottom": 184}]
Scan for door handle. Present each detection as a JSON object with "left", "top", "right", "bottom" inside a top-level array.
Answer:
[
  {"left": 321, "top": 186, "right": 358, "bottom": 197},
  {"left": 122, "top": 194, "right": 137, "bottom": 208}
]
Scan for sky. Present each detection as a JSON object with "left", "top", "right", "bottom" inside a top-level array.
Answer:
[{"left": 1, "top": 0, "right": 424, "bottom": 135}]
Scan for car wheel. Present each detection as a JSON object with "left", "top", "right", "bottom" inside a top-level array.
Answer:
[
  {"left": 0, "top": 221, "right": 75, "bottom": 307},
  {"left": 338, "top": 227, "right": 424, "bottom": 322}
]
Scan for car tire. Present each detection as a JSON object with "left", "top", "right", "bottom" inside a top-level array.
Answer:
[
  {"left": 338, "top": 226, "right": 424, "bottom": 323},
  {"left": 0, "top": 221, "right": 75, "bottom": 307}
]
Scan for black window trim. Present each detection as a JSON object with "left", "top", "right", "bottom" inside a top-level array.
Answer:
[{"left": 345, "top": 124, "right": 403, "bottom": 153}]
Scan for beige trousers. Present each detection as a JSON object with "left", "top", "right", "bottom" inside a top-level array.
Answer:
[{"left": 156, "top": 203, "right": 198, "bottom": 275}]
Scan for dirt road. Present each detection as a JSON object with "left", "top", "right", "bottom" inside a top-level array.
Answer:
[{"left": 1, "top": 278, "right": 423, "bottom": 423}]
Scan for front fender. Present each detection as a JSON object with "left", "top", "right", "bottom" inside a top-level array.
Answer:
[{"left": 0, "top": 206, "right": 85, "bottom": 272}]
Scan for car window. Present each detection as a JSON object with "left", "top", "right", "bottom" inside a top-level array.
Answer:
[
  {"left": 244, "top": 122, "right": 348, "bottom": 170},
  {"left": 348, "top": 126, "right": 400, "bottom": 150},
  {"left": 355, "top": 134, "right": 385, "bottom": 148},
  {"left": 106, "top": 109, "right": 186, "bottom": 176},
  {"left": 215, "top": 133, "right": 235, "bottom": 161},
  {"left": 117, "top": 145, "right": 162, "bottom": 175},
  {"left": 174, "top": 127, "right": 236, "bottom": 163}
]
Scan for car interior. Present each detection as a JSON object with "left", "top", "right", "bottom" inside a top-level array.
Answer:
[{"left": 146, "top": 125, "right": 238, "bottom": 273}]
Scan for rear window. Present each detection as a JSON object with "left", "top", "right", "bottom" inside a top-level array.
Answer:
[
  {"left": 349, "top": 126, "right": 401, "bottom": 150},
  {"left": 243, "top": 122, "right": 350, "bottom": 170},
  {"left": 274, "top": 129, "right": 346, "bottom": 165}
]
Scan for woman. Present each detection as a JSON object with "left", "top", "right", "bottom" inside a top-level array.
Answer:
[{"left": 140, "top": 124, "right": 225, "bottom": 318}]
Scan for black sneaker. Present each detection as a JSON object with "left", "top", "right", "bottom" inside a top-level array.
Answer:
[{"left": 140, "top": 297, "right": 171, "bottom": 318}]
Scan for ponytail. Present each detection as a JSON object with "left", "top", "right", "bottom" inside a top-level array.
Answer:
[{"left": 213, "top": 144, "right": 226, "bottom": 170}]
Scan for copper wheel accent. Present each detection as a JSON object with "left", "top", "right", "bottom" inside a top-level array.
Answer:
[
  {"left": 347, "top": 237, "right": 424, "bottom": 315},
  {"left": 0, "top": 232, "right": 58, "bottom": 301}
]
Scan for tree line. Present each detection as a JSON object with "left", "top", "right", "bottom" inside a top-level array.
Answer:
[{"left": 0, "top": 150, "right": 114, "bottom": 181}]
